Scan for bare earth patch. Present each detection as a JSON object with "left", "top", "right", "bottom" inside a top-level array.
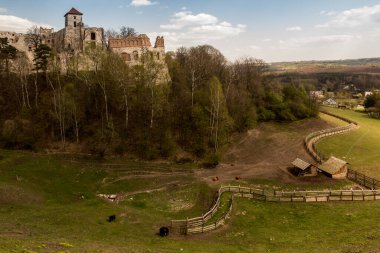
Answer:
[{"left": 196, "top": 117, "right": 339, "bottom": 184}]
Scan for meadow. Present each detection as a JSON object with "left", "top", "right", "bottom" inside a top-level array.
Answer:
[
  {"left": 317, "top": 107, "right": 380, "bottom": 179},
  {"left": 1, "top": 111, "right": 380, "bottom": 252}
]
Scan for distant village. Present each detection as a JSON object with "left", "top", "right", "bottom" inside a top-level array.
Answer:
[{"left": 310, "top": 83, "right": 378, "bottom": 111}]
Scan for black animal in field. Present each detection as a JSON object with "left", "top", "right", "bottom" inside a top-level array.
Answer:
[
  {"left": 159, "top": 227, "right": 169, "bottom": 237},
  {"left": 108, "top": 215, "right": 116, "bottom": 222}
]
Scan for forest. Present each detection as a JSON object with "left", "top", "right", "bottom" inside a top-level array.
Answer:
[{"left": 0, "top": 39, "right": 318, "bottom": 162}]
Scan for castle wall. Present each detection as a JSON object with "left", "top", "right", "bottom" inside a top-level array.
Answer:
[
  {"left": 108, "top": 35, "right": 165, "bottom": 64},
  {"left": 0, "top": 8, "right": 166, "bottom": 79},
  {"left": 0, "top": 31, "right": 34, "bottom": 61},
  {"left": 83, "top": 28, "right": 104, "bottom": 50}
]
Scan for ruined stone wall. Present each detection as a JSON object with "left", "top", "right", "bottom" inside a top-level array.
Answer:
[
  {"left": 52, "top": 29, "right": 66, "bottom": 52},
  {"left": 83, "top": 27, "right": 104, "bottom": 50},
  {"left": 0, "top": 31, "right": 34, "bottom": 61},
  {"left": 109, "top": 35, "right": 165, "bottom": 64}
]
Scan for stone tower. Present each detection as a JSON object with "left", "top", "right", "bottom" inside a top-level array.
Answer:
[{"left": 63, "top": 8, "right": 83, "bottom": 51}]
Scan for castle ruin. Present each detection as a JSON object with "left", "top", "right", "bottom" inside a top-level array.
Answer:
[{"left": 0, "top": 8, "right": 168, "bottom": 74}]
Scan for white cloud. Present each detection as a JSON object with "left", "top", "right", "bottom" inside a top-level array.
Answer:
[
  {"left": 161, "top": 11, "right": 218, "bottom": 30},
  {"left": 158, "top": 10, "right": 246, "bottom": 49},
  {"left": 0, "top": 7, "right": 7, "bottom": 13},
  {"left": 316, "top": 4, "right": 380, "bottom": 28},
  {"left": 0, "top": 14, "right": 51, "bottom": 33},
  {"left": 130, "top": 0, "right": 157, "bottom": 7},
  {"left": 262, "top": 38, "right": 272, "bottom": 42},
  {"left": 286, "top": 26, "right": 302, "bottom": 31}
]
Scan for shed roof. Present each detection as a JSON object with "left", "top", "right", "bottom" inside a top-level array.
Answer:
[
  {"left": 292, "top": 158, "right": 312, "bottom": 171},
  {"left": 64, "top": 8, "right": 83, "bottom": 17},
  {"left": 319, "top": 156, "right": 347, "bottom": 175}
]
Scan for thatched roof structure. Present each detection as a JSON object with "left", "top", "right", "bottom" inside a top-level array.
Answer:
[
  {"left": 291, "top": 158, "right": 312, "bottom": 171},
  {"left": 319, "top": 156, "right": 347, "bottom": 175}
]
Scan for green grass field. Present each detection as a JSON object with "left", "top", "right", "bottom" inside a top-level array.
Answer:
[
  {"left": 1, "top": 112, "right": 380, "bottom": 252},
  {"left": 317, "top": 107, "right": 380, "bottom": 179}
]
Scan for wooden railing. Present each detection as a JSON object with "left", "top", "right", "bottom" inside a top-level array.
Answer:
[
  {"left": 170, "top": 110, "right": 376, "bottom": 235},
  {"left": 304, "top": 111, "right": 358, "bottom": 163},
  {"left": 170, "top": 185, "right": 380, "bottom": 235},
  {"left": 347, "top": 168, "right": 380, "bottom": 190}
]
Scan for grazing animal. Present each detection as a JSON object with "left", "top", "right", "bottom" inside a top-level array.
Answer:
[
  {"left": 235, "top": 176, "right": 241, "bottom": 180},
  {"left": 108, "top": 215, "right": 116, "bottom": 222},
  {"left": 159, "top": 227, "right": 169, "bottom": 237}
]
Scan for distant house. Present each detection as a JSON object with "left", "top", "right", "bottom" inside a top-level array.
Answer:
[
  {"left": 322, "top": 98, "right": 337, "bottom": 106},
  {"left": 310, "top": 91, "right": 324, "bottom": 100},
  {"left": 364, "top": 91, "right": 373, "bottom": 97},
  {"left": 318, "top": 157, "right": 348, "bottom": 179},
  {"left": 291, "top": 158, "right": 317, "bottom": 177}
]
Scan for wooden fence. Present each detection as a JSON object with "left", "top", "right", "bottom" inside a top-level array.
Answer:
[
  {"left": 304, "top": 111, "right": 358, "bottom": 163},
  {"left": 170, "top": 185, "right": 380, "bottom": 235},
  {"left": 170, "top": 111, "right": 377, "bottom": 235},
  {"left": 187, "top": 197, "right": 233, "bottom": 235},
  {"left": 347, "top": 168, "right": 380, "bottom": 190}
]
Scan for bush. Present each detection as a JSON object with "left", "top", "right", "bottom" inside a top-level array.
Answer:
[{"left": 203, "top": 153, "right": 221, "bottom": 168}]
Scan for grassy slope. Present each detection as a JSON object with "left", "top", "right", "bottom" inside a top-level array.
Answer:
[
  {"left": 1, "top": 113, "right": 380, "bottom": 252},
  {"left": 317, "top": 107, "right": 380, "bottom": 179}
]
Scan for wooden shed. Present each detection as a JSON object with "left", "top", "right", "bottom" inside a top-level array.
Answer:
[
  {"left": 291, "top": 158, "right": 317, "bottom": 177},
  {"left": 319, "top": 156, "right": 348, "bottom": 179}
]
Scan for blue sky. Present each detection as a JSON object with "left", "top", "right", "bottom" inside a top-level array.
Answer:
[{"left": 1, "top": 0, "right": 380, "bottom": 62}]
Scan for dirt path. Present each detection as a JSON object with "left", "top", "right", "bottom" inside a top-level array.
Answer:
[{"left": 196, "top": 118, "right": 338, "bottom": 184}]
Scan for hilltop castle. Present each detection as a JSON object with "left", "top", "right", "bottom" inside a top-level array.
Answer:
[{"left": 0, "top": 8, "right": 167, "bottom": 67}]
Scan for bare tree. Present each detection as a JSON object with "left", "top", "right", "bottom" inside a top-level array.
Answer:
[
  {"left": 140, "top": 49, "right": 164, "bottom": 128},
  {"left": 15, "top": 52, "right": 32, "bottom": 108}
]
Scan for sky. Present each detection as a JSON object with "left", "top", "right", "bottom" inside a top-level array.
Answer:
[{"left": 1, "top": 0, "right": 380, "bottom": 62}]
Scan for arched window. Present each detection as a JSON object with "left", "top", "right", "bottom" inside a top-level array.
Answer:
[
  {"left": 74, "top": 21, "right": 77, "bottom": 28},
  {"left": 121, "top": 53, "right": 131, "bottom": 62},
  {"left": 156, "top": 52, "right": 160, "bottom": 60}
]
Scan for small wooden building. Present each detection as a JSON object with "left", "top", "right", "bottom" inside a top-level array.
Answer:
[
  {"left": 291, "top": 158, "right": 317, "bottom": 177},
  {"left": 319, "top": 156, "right": 348, "bottom": 179}
]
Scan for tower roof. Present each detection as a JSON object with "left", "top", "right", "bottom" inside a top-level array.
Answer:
[{"left": 64, "top": 8, "right": 83, "bottom": 17}]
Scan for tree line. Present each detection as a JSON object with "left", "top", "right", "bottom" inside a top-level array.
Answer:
[{"left": 0, "top": 38, "right": 318, "bottom": 162}]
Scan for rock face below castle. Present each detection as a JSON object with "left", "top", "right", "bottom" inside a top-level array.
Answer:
[{"left": 0, "top": 7, "right": 168, "bottom": 80}]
